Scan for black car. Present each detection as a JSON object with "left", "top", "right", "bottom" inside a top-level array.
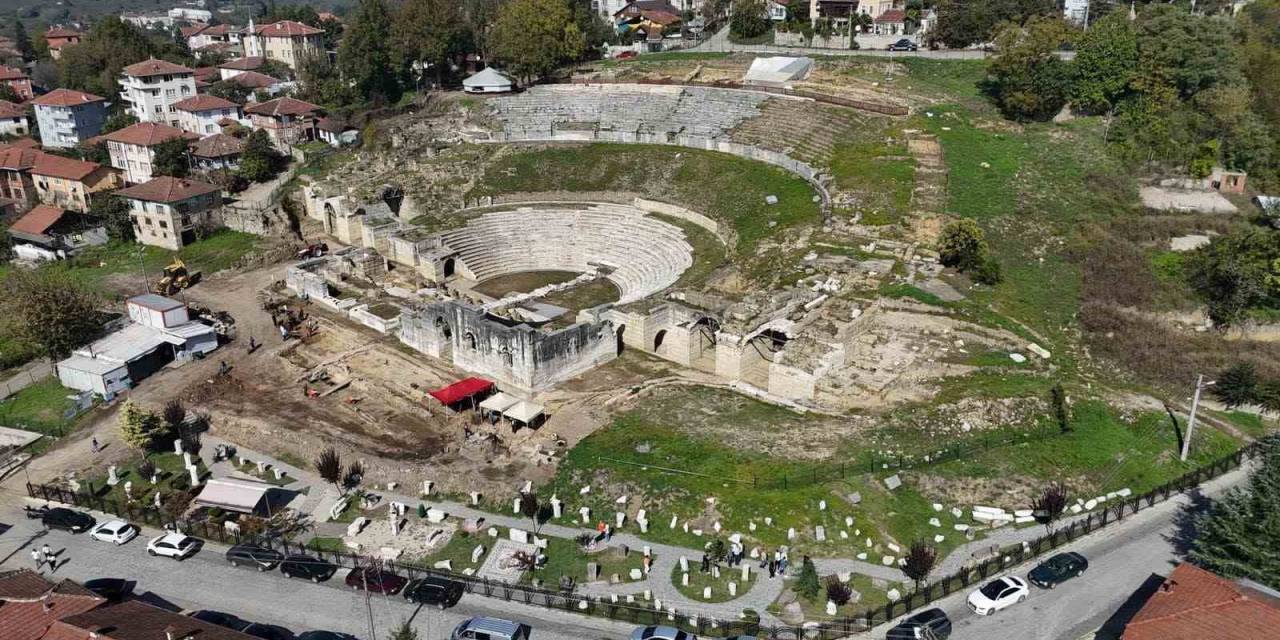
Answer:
[
  {"left": 887, "top": 38, "right": 919, "bottom": 52},
  {"left": 279, "top": 555, "right": 336, "bottom": 583},
  {"left": 244, "top": 623, "right": 295, "bottom": 640},
  {"left": 1029, "top": 552, "right": 1089, "bottom": 589},
  {"left": 403, "top": 576, "right": 465, "bottom": 609},
  {"left": 297, "top": 633, "right": 359, "bottom": 640},
  {"left": 190, "top": 610, "right": 251, "bottom": 632},
  {"left": 226, "top": 544, "right": 284, "bottom": 571},
  {"left": 885, "top": 608, "right": 952, "bottom": 640},
  {"left": 82, "top": 578, "right": 134, "bottom": 602},
  {"left": 42, "top": 508, "right": 95, "bottom": 533}
]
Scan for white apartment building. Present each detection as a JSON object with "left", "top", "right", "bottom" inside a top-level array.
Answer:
[
  {"left": 102, "top": 122, "right": 199, "bottom": 185},
  {"left": 119, "top": 58, "right": 197, "bottom": 128},
  {"left": 173, "top": 95, "right": 244, "bottom": 135},
  {"left": 242, "top": 19, "right": 325, "bottom": 70}
]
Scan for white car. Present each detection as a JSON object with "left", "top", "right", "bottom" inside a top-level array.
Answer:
[
  {"left": 146, "top": 532, "right": 200, "bottom": 560},
  {"left": 89, "top": 519, "right": 138, "bottom": 545},
  {"left": 967, "top": 576, "right": 1029, "bottom": 615}
]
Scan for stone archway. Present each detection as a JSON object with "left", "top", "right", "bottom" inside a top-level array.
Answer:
[
  {"left": 653, "top": 329, "right": 667, "bottom": 352},
  {"left": 443, "top": 258, "right": 456, "bottom": 278}
]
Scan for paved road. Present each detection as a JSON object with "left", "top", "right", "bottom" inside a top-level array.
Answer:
[
  {"left": 853, "top": 462, "right": 1252, "bottom": 640},
  {"left": 0, "top": 504, "right": 637, "bottom": 640}
]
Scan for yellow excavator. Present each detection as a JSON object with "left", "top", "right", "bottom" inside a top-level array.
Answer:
[{"left": 152, "top": 258, "right": 202, "bottom": 296}]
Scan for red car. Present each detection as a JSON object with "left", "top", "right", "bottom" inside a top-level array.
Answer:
[
  {"left": 616, "top": 50, "right": 637, "bottom": 60},
  {"left": 345, "top": 566, "right": 408, "bottom": 595}
]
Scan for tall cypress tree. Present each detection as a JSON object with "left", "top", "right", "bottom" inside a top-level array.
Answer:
[
  {"left": 337, "top": 0, "right": 401, "bottom": 105},
  {"left": 13, "top": 20, "right": 33, "bottom": 61},
  {"left": 1190, "top": 436, "right": 1280, "bottom": 588}
]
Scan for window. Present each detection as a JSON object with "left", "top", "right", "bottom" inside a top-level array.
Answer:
[
  {"left": 143, "top": 217, "right": 152, "bottom": 226},
  {"left": 154, "top": 105, "right": 163, "bottom": 114},
  {"left": 165, "top": 89, "right": 175, "bottom": 98},
  {"left": 159, "top": 220, "right": 168, "bottom": 229}
]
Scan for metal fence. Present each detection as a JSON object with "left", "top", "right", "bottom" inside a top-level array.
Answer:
[{"left": 25, "top": 438, "right": 1265, "bottom": 639}]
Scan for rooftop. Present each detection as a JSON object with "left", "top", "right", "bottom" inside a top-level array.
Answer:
[
  {"left": 31, "top": 88, "right": 106, "bottom": 107},
  {"left": 191, "top": 133, "right": 245, "bottom": 158},
  {"left": 0, "top": 65, "right": 28, "bottom": 81},
  {"left": 1122, "top": 563, "right": 1280, "bottom": 640},
  {"left": 0, "top": 100, "right": 24, "bottom": 118},
  {"left": 8, "top": 204, "right": 70, "bottom": 237},
  {"left": 226, "top": 71, "right": 281, "bottom": 89},
  {"left": 45, "top": 599, "right": 256, "bottom": 640},
  {"left": 246, "top": 20, "right": 324, "bottom": 37},
  {"left": 30, "top": 154, "right": 104, "bottom": 181},
  {"left": 218, "top": 56, "right": 265, "bottom": 71},
  {"left": 245, "top": 96, "right": 320, "bottom": 118},
  {"left": 172, "top": 94, "right": 240, "bottom": 112},
  {"left": 101, "top": 122, "right": 198, "bottom": 147},
  {"left": 114, "top": 176, "right": 221, "bottom": 204},
  {"left": 121, "top": 58, "right": 194, "bottom": 78},
  {"left": 0, "top": 570, "right": 105, "bottom": 640}
]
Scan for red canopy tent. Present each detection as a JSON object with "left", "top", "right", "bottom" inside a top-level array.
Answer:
[{"left": 428, "top": 377, "right": 494, "bottom": 407}]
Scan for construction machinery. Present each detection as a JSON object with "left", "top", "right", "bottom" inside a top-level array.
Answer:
[
  {"left": 189, "top": 305, "right": 237, "bottom": 341},
  {"left": 296, "top": 242, "right": 330, "bottom": 260},
  {"left": 153, "top": 258, "right": 202, "bottom": 296}
]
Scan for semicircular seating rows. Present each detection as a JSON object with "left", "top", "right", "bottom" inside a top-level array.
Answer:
[{"left": 442, "top": 204, "right": 694, "bottom": 304}]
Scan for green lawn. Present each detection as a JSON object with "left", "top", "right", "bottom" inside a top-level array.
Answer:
[
  {"left": 526, "top": 536, "right": 647, "bottom": 587},
  {"left": 403, "top": 528, "right": 491, "bottom": 574},
  {"left": 1210, "top": 410, "right": 1275, "bottom": 440},
  {"left": 306, "top": 536, "right": 346, "bottom": 552},
  {"left": 0, "top": 377, "right": 83, "bottom": 436},
  {"left": 37, "top": 230, "right": 262, "bottom": 295},
  {"left": 671, "top": 560, "right": 756, "bottom": 604},
  {"left": 829, "top": 141, "right": 915, "bottom": 225},
  {"left": 84, "top": 451, "right": 210, "bottom": 507}
]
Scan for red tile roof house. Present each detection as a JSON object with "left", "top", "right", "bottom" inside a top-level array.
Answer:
[
  {"left": 0, "top": 65, "right": 35, "bottom": 101},
  {"left": 31, "top": 88, "right": 109, "bottom": 149},
  {"left": 101, "top": 122, "right": 201, "bottom": 184},
  {"left": 244, "top": 97, "right": 320, "bottom": 151},
  {"left": 43, "top": 27, "right": 84, "bottom": 60},
  {"left": 0, "top": 144, "right": 41, "bottom": 211},
  {"left": 172, "top": 94, "right": 244, "bottom": 135},
  {"left": 30, "top": 153, "right": 121, "bottom": 213},
  {"left": 117, "top": 176, "right": 223, "bottom": 250},
  {"left": 0, "top": 99, "right": 30, "bottom": 137},
  {"left": 118, "top": 58, "right": 197, "bottom": 127},
  {"left": 44, "top": 599, "right": 256, "bottom": 640},
  {"left": 7, "top": 203, "right": 108, "bottom": 261},
  {"left": 0, "top": 569, "right": 106, "bottom": 640},
  {"left": 190, "top": 132, "right": 244, "bottom": 171},
  {"left": 217, "top": 56, "right": 266, "bottom": 81},
  {"left": 1122, "top": 563, "right": 1280, "bottom": 640}
]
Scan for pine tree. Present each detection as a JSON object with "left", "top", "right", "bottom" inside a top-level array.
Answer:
[
  {"left": 337, "top": 0, "right": 402, "bottom": 105},
  {"left": 1214, "top": 362, "right": 1259, "bottom": 409},
  {"left": 118, "top": 401, "right": 162, "bottom": 451},
  {"left": 1190, "top": 435, "right": 1280, "bottom": 588},
  {"left": 393, "top": 0, "right": 463, "bottom": 87},
  {"left": 795, "top": 555, "right": 821, "bottom": 601},
  {"left": 14, "top": 21, "right": 33, "bottom": 61}
]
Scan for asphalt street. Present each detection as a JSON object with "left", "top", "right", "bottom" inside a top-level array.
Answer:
[
  {"left": 0, "top": 504, "right": 639, "bottom": 640},
  {"left": 858, "top": 462, "right": 1252, "bottom": 640}
]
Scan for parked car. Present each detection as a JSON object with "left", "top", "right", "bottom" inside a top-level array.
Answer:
[
  {"left": 451, "top": 617, "right": 530, "bottom": 640},
  {"left": 279, "top": 555, "right": 336, "bottom": 583},
  {"left": 630, "top": 626, "right": 697, "bottom": 640},
  {"left": 346, "top": 565, "right": 408, "bottom": 594},
  {"left": 190, "top": 610, "right": 251, "bottom": 631},
  {"left": 146, "top": 532, "right": 200, "bottom": 560},
  {"left": 885, "top": 607, "right": 952, "bottom": 639},
  {"left": 82, "top": 578, "right": 134, "bottom": 602},
  {"left": 403, "top": 576, "right": 465, "bottom": 609},
  {"left": 89, "top": 520, "right": 138, "bottom": 545},
  {"left": 243, "top": 623, "right": 295, "bottom": 640},
  {"left": 296, "top": 632, "right": 359, "bottom": 640},
  {"left": 42, "top": 508, "right": 95, "bottom": 533},
  {"left": 967, "top": 576, "right": 1029, "bottom": 615},
  {"left": 616, "top": 50, "right": 637, "bottom": 60},
  {"left": 226, "top": 544, "right": 284, "bottom": 571},
  {"left": 887, "top": 38, "right": 919, "bottom": 52},
  {"left": 1028, "top": 552, "right": 1089, "bottom": 589}
]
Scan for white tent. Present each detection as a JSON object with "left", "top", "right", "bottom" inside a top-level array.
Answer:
[
  {"left": 479, "top": 391, "right": 519, "bottom": 415},
  {"left": 503, "top": 400, "right": 545, "bottom": 427},
  {"left": 193, "top": 478, "right": 274, "bottom": 514},
  {"left": 743, "top": 56, "right": 814, "bottom": 87},
  {"left": 463, "top": 68, "right": 515, "bottom": 94}
]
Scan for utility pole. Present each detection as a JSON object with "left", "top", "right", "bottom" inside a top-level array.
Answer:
[{"left": 1181, "top": 374, "right": 1215, "bottom": 462}]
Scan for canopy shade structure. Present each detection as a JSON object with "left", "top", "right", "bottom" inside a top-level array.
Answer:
[
  {"left": 428, "top": 377, "right": 494, "bottom": 406},
  {"left": 479, "top": 391, "right": 519, "bottom": 414},
  {"left": 503, "top": 400, "right": 545, "bottom": 425},
  {"left": 193, "top": 478, "right": 272, "bottom": 514}
]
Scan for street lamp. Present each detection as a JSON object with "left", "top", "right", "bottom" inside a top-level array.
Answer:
[{"left": 1180, "top": 374, "right": 1216, "bottom": 462}]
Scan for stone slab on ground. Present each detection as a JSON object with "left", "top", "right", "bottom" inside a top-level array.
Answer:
[{"left": 477, "top": 538, "right": 538, "bottom": 582}]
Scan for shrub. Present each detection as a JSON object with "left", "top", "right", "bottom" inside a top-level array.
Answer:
[
  {"left": 825, "top": 577, "right": 853, "bottom": 606},
  {"left": 795, "top": 556, "right": 821, "bottom": 600},
  {"left": 973, "top": 257, "right": 1003, "bottom": 285},
  {"left": 938, "top": 218, "right": 989, "bottom": 272}
]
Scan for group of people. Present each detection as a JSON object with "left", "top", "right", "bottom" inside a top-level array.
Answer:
[
  {"left": 762, "top": 547, "right": 791, "bottom": 579},
  {"left": 30, "top": 543, "right": 61, "bottom": 572}
]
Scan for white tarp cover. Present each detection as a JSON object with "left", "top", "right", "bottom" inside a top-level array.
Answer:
[
  {"left": 463, "top": 67, "right": 514, "bottom": 90},
  {"left": 479, "top": 391, "right": 520, "bottom": 413},
  {"left": 193, "top": 478, "right": 272, "bottom": 513},
  {"left": 743, "top": 56, "right": 814, "bottom": 86},
  {"left": 503, "top": 400, "right": 545, "bottom": 424}
]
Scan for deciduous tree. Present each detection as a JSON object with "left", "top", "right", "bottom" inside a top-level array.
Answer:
[
  {"left": 1070, "top": 11, "right": 1137, "bottom": 113},
  {"left": 902, "top": 542, "right": 938, "bottom": 588},
  {"left": 393, "top": 0, "right": 464, "bottom": 87},
  {"left": 118, "top": 400, "right": 163, "bottom": 451},
  {"left": 0, "top": 269, "right": 101, "bottom": 359},
  {"left": 981, "top": 16, "right": 1073, "bottom": 121},
  {"left": 151, "top": 137, "right": 191, "bottom": 178},
  {"left": 937, "top": 218, "right": 990, "bottom": 272},
  {"left": 730, "top": 0, "right": 770, "bottom": 40},
  {"left": 337, "top": 0, "right": 402, "bottom": 105},
  {"left": 1032, "top": 483, "right": 1069, "bottom": 533},
  {"left": 489, "top": 0, "right": 584, "bottom": 83},
  {"left": 314, "top": 447, "right": 342, "bottom": 490}
]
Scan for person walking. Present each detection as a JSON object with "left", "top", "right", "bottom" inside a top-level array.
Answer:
[
  {"left": 779, "top": 548, "right": 790, "bottom": 574},
  {"left": 767, "top": 555, "right": 776, "bottom": 579},
  {"left": 90, "top": 437, "right": 99, "bottom": 453},
  {"left": 700, "top": 552, "right": 710, "bottom": 573},
  {"left": 30, "top": 548, "right": 42, "bottom": 569},
  {"left": 40, "top": 544, "right": 52, "bottom": 564},
  {"left": 774, "top": 549, "right": 784, "bottom": 575}
]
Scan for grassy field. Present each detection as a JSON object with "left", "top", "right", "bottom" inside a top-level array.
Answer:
[
  {"left": 0, "top": 377, "right": 83, "bottom": 436},
  {"left": 829, "top": 141, "right": 915, "bottom": 226},
  {"left": 526, "top": 537, "right": 647, "bottom": 587},
  {"left": 671, "top": 561, "right": 756, "bottom": 604},
  {"left": 405, "top": 529, "right": 491, "bottom": 574},
  {"left": 538, "top": 278, "right": 620, "bottom": 311},
  {"left": 473, "top": 271, "right": 578, "bottom": 298},
  {"left": 469, "top": 144, "right": 821, "bottom": 261}
]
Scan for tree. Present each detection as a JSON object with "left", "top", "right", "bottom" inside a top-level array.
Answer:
[
  {"left": 151, "top": 137, "right": 191, "bottom": 178},
  {"left": 118, "top": 400, "right": 163, "bottom": 451},
  {"left": 1032, "top": 483, "right": 1069, "bottom": 533},
  {"left": 1050, "top": 382, "right": 1071, "bottom": 433},
  {"left": 206, "top": 80, "right": 253, "bottom": 104},
  {"left": 58, "top": 18, "right": 188, "bottom": 97},
  {"left": 0, "top": 269, "right": 101, "bottom": 359},
  {"left": 937, "top": 218, "right": 990, "bottom": 272},
  {"left": 1185, "top": 230, "right": 1280, "bottom": 328},
  {"left": 0, "top": 84, "right": 20, "bottom": 104},
  {"left": 137, "top": 458, "right": 157, "bottom": 481},
  {"left": 730, "top": 0, "right": 770, "bottom": 40},
  {"left": 393, "top": 0, "right": 464, "bottom": 87},
  {"left": 825, "top": 577, "right": 853, "bottom": 606},
  {"left": 314, "top": 447, "right": 342, "bottom": 491},
  {"left": 1214, "top": 362, "right": 1259, "bottom": 409},
  {"left": 14, "top": 20, "right": 33, "bottom": 61},
  {"left": 102, "top": 111, "right": 138, "bottom": 135},
  {"left": 161, "top": 399, "right": 187, "bottom": 442},
  {"left": 387, "top": 621, "right": 418, "bottom": 640},
  {"left": 519, "top": 491, "right": 540, "bottom": 532},
  {"left": 902, "top": 541, "right": 938, "bottom": 589},
  {"left": 931, "top": 0, "right": 1057, "bottom": 49},
  {"left": 1070, "top": 11, "right": 1137, "bottom": 114},
  {"left": 1256, "top": 379, "right": 1280, "bottom": 416},
  {"left": 489, "top": 0, "right": 585, "bottom": 83},
  {"left": 337, "top": 0, "right": 402, "bottom": 105},
  {"left": 795, "top": 555, "right": 821, "bottom": 600},
  {"left": 1190, "top": 435, "right": 1280, "bottom": 588},
  {"left": 1135, "top": 5, "right": 1243, "bottom": 100},
  {"left": 90, "top": 195, "right": 134, "bottom": 241},
  {"left": 343, "top": 460, "right": 365, "bottom": 491},
  {"left": 237, "top": 129, "right": 283, "bottom": 183},
  {"left": 981, "top": 16, "right": 1074, "bottom": 121}
]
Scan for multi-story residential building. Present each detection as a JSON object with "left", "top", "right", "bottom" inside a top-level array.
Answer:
[
  {"left": 31, "top": 88, "right": 109, "bottom": 149},
  {"left": 118, "top": 175, "right": 223, "bottom": 250},
  {"left": 186, "top": 23, "right": 243, "bottom": 50},
  {"left": 102, "top": 122, "right": 200, "bottom": 184},
  {"left": 244, "top": 96, "right": 319, "bottom": 150},
  {"left": 226, "top": 71, "right": 288, "bottom": 99},
  {"left": 173, "top": 95, "right": 244, "bottom": 135},
  {"left": 0, "top": 143, "right": 41, "bottom": 212},
  {"left": 30, "top": 153, "right": 121, "bottom": 213},
  {"left": 0, "top": 65, "right": 34, "bottom": 101},
  {"left": 43, "top": 27, "right": 84, "bottom": 60},
  {"left": 0, "top": 100, "right": 30, "bottom": 137},
  {"left": 218, "top": 56, "right": 265, "bottom": 80},
  {"left": 242, "top": 19, "right": 324, "bottom": 70},
  {"left": 118, "top": 58, "right": 197, "bottom": 127},
  {"left": 191, "top": 132, "right": 243, "bottom": 171}
]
